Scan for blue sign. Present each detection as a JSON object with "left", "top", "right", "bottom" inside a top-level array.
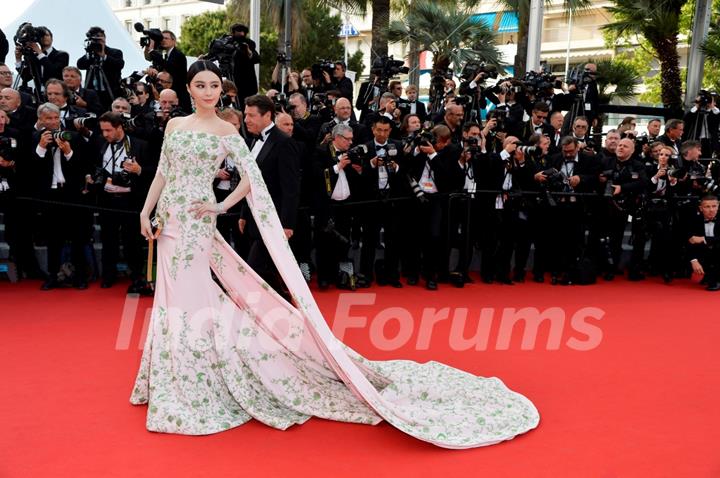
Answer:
[{"left": 339, "top": 24, "right": 359, "bottom": 36}]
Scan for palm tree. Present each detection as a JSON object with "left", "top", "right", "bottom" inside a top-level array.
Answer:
[
  {"left": 388, "top": 1, "right": 503, "bottom": 77},
  {"left": 496, "top": 0, "right": 592, "bottom": 77},
  {"left": 591, "top": 58, "right": 641, "bottom": 135},
  {"left": 701, "top": 6, "right": 720, "bottom": 63},
  {"left": 602, "top": 0, "right": 685, "bottom": 111}
]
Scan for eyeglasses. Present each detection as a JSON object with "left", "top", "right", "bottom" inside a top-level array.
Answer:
[
  {"left": 341, "top": 135, "right": 353, "bottom": 141},
  {"left": 0, "top": 72, "right": 12, "bottom": 76}
]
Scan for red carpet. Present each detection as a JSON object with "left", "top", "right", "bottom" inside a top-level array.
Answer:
[{"left": 1, "top": 278, "right": 719, "bottom": 477}]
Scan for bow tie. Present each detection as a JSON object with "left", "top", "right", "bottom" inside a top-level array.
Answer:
[
  {"left": 706, "top": 219, "right": 716, "bottom": 224},
  {"left": 251, "top": 134, "right": 265, "bottom": 143},
  {"left": 375, "top": 144, "right": 387, "bottom": 151}
]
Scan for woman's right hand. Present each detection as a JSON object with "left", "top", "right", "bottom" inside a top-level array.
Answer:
[{"left": 140, "top": 213, "right": 160, "bottom": 241}]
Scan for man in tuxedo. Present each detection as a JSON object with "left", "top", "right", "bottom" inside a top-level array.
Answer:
[
  {"left": 44, "top": 79, "right": 87, "bottom": 131},
  {"left": 14, "top": 27, "right": 69, "bottom": 91},
  {"left": 657, "top": 119, "right": 684, "bottom": 166},
  {"left": 515, "top": 102, "right": 553, "bottom": 142},
  {"left": 231, "top": 24, "right": 260, "bottom": 106},
  {"left": 62, "top": 66, "right": 102, "bottom": 116},
  {"left": 239, "top": 95, "right": 300, "bottom": 300},
  {"left": 313, "top": 123, "right": 364, "bottom": 289},
  {"left": 33, "top": 102, "right": 92, "bottom": 290},
  {"left": 77, "top": 26, "right": 125, "bottom": 110},
  {"left": 94, "top": 112, "right": 151, "bottom": 291},
  {"left": 399, "top": 85, "right": 427, "bottom": 123},
  {"left": 320, "top": 62, "right": 353, "bottom": 103},
  {"left": 0, "top": 63, "right": 33, "bottom": 108},
  {"left": 687, "top": 195, "right": 719, "bottom": 291},
  {"left": 547, "top": 111, "right": 565, "bottom": 154},
  {"left": 317, "top": 97, "right": 368, "bottom": 146},
  {"left": 356, "top": 116, "right": 404, "bottom": 288},
  {"left": 145, "top": 30, "right": 190, "bottom": 113}
]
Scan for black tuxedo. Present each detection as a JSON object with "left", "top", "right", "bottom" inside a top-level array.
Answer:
[
  {"left": 241, "top": 125, "right": 300, "bottom": 300},
  {"left": 77, "top": 45, "right": 125, "bottom": 104},
  {"left": 39, "top": 48, "right": 69, "bottom": 84},
  {"left": 0, "top": 28, "right": 8, "bottom": 63},
  {"left": 398, "top": 98, "right": 428, "bottom": 123},
  {"left": 158, "top": 48, "right": 190, "bottom": 113},
  {"left": 325, "top": 76, "right": 353, "bottom": 103},
  {"left": 687, "top": 212, "right": 719, "bottom": 286},
  {"left": 549, "top": 151, "right": 601, "bottom": 194},
  {"left": 317, "top": 118, "right": 368, "bottom": 146},
  {"left": 232, "top": 40, "right": 260, "bottom": 105},
  {"left": 516, "top": 120, "right": 554, "bottom": 143},
  {"left": 32, "top": 130, "right": 92, "bottom": 282},
  {"left": 95, "top": 135, "right": 149, "bottom": 282}
]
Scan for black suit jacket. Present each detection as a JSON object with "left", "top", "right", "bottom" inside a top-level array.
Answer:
[
  {"left": 77, "top": 45, "right": 125, "bottom": 98},
  {"left": 313, "top": 143, "right": 363, "bottom": 203},
  {"left": 73, "top": 87, "right": 103, "bottom": 116},
  {"left": 95, "top": 135, "right": 152, "bottom": 204},
  {"left": 160, "top": 48, "right": 191, "bottom": 113},
  {"left": 232, "top": 40, "right": 260, "bottom": 104},
  {"left": 362, "top": 139, "right": 405, "bottom": 198},
  {"left": 40, "top": 48, "right": 69, "bottom": 83},
  {"left": 549, "top": 151, "right": 602, "bottom": 193},
  {"left": 0, "top": 28, "right": 8, "bottom": 64},
  {"left": 32, "top": 131, "right": 90, "bottom": 196},
  {"left": 241, "top": 126, "right": 301, "bottom": 236},
  {"left": 398, "top": 99, "right": 428, "bottom": 123},
  {"left": 686, "top": 212, "right": 719, "bottom": 261}
]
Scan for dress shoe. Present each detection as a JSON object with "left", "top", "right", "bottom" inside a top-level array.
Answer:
[
  {"left": 496, "top": 276, "right": 514, "bottom": 285},
  {"left": 318, "top": 280, "right": 330, "bottom": 290},
  {"left": 550, "top": 274, "right": 558, "bottom": 285},
  {"left": 407, "top": 276, "right": 419, "bottom": 286},
  {"left": 40, "top": 278, "right": 58, "bottom": 290},
  {"left": 74, "top": 280, "right": 88, "bottom": 290},
  {"left": 425, "top": 280, "right": 438, "bottom": 291},
  {"left": 355, "top": 276, "right": 371, "bottom": 288},
  {"left": 463, "top": 274, "right": 475, "bottom": 284},
  {"left": 481, "top": 276, "right": 493, "bottom": 284},
  {"left": 662, "top": 273, "right": 673, "bottom": 284},
  {"left": 533, "top": 273, "right": 545, "bottom": 283},
  {"left": 627, "top": 271, "right": 645, "bottom": 282},
  {"left": 707, "top": 282, "right": 720, "bottom": 291},
  {"left": 388, "top": 280, "right": 403, "bottom": 288},
  {"left": 513, "top": 271, "right": 526, "bottom": 283},
  {"left": 603, "top": 272, "right": 615, "bottom": 281},
  {"left": 559, "top": 274, "right": 573, "bottom": 286},
  {"left": 101, "top": 279, "right": 115, "bottom": 289}
]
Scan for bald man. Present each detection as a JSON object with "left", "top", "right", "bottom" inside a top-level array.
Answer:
[
  {"left": 0, "top": 87, "right": 37, "bottom": 139},
  {"left": 275, "top": 112, "right": 294, "bottom": 136},
  {"left": 317, "top": 96, "right": 368, "bottom": 145}
]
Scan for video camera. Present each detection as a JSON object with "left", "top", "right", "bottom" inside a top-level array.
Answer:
[
  {"left": 696, "top": 89, "right": 716, "bottom": 108},
  {"left": 346, "top": 144, "right": 370, "bottom": 165},
  {"left": 70, "top": 113, "right": 98, "bottom": 130},
  {"left": 13, "top": 22, "right": 42, "bottom": 48},
  {"left": 310, "top": 93, "right": 334, "bottom": 113},
  {"left": 206, "top": 34, "right": 239, "bottom": 63},
  {"left": 311, "top": 59, "right": 336, "bottom": 82},
  {"left": 84, "top": 32, "right": 104, "bottom": 56},
  {"left": 521, "top": 70, "right": 561, "bottom": 98},
  {"left": 460, "top": 62, "right": 498, "bottom": 82},
  {"left": 371, "top": 55, "right": 410, "bottom": 81},
  {"left": 40, "top": 128, "right": 77, "bottom": 146},
  {"left": 403, "top": 124, "right": 435, "bottom": 149},
  {"left": 133, "top": 23, "right": 164, "bottom": 49},
  {"left": 566, "top": 66, "right": 595, "bottom": 91}
]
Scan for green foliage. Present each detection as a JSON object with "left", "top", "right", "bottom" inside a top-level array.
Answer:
[
  {"left": 347, "top": 49, "right": 366, "bottom": 77},
  {"left": 388, "top": 0, "right": 502, "bottom": 74},
  {"left": 177, "top": 10, "right": 231, "bottom": 57}
]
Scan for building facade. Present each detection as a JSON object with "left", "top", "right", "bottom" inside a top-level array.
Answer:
[{"left": 108, "top": 0, "right": 225, "bottom": 41}]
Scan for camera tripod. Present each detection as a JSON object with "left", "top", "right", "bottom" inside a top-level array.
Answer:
[
  {"left": 13, "top": 47, "right": 44, "bottom": 104},
  {"left": 84, "top": 57, "right": 115, "bottom": 102}
]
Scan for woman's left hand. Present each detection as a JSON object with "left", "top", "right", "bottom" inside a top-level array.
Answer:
[{"left": 189, "top": 200, "right": 221, "bottom": 219}]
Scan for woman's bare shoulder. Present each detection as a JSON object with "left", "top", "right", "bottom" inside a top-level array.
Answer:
[{"left": 213, "top": 119, "right": 241, "bottom": 138}]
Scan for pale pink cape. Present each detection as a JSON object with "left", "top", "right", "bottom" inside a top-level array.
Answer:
[{"left": 130, "top": 130, "right": 539, "bottom": 449}]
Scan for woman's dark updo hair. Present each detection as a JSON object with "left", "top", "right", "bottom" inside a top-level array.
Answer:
[{"left": 187, "top": 60, "right": 223, "bottom": 84}]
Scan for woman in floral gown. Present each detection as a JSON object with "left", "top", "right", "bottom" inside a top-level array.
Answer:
[{"left": 132, "top": 60, "right": 539, "bottom": 449}]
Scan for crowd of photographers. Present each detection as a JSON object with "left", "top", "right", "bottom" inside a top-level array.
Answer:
[{"left": 0, "top": 21, "right": 718, "bottom": 293}]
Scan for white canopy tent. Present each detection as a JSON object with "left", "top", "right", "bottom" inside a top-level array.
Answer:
[{"left": 1, "top": 0, "right": 148, "bottom": 78}]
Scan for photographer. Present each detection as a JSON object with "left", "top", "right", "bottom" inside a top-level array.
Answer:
[
  {"left": 539, "top": 136, "right": 601, "bottom": 284},
  {"left": 144, "top": 30, "right": 190, "bottom": 114},
  {"left": 682, "top": 90, "right": 720, "bottom": 158},
  {"left": 44, "top": 79, "right": 89, "bottom": 132},
  {"left": 92, "top": 112, "right": 150, "bottom": 291},
  {"left": 515, "top": 102, "right": 553, "bottom": 142},
  {"left": 320, "top": 61, "right": 353, "bottom": 103},
  {"left": 33, "top": 102, "right": 92, "bottom": 290},
  {"left": 643, "top": 144, "right": 678, "bottom": 282},
  {"left": 0, "top": 28, "right": 8, "bottom": 63},
  {"left": 404, "top": 124, "right": 457, "bottom": 289},
  {"left": 230, "top": 24, "right": 260, "bottom": 106},
  {"left": 439, "top": 103, "right": 464, "bottom": 145},
  {"left": 657, "top": 119, "right": 684, "bottom": 166},
  {"left": 548, "top": 111, "right": 565, "bottom": 154},
  {"left": 77, "top": 26, "right": 125, "bottom": 109},
  {"left": 363, "top": 92, "right": 402, "bottom": 138},
  {"left": 14, "top": 26, "right": 68, "bottom": 89},
  {"left": 288, "top": 93, "right": 322, "bottom": 145},
  {"left": 313, "top": 123, "right": 363, "bottom": 289},
  {"left": 356, "top": 116, "right": 404, "bottom": 288},
  {"left": 597, "top": 137, "right": 648, "bottom": 281},
  {"left": 317, "top": 97, "right": 368, "bottom": 146},
  {"left": 62, "top": 66, "right": 102, "bottom": 116},
  {"left": 566, "top": 63, "right": 599, "bottom": 127},
  {"left": 687, "top": 195, "right": 719, "bottom": 291}
]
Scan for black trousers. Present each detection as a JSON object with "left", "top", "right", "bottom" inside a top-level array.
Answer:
[
  {"left": 247, "top": 236, "right": 291, "bottom": 302},
  {"left": 548, "top": 201, "right": 586, "bottom": 275},
  {"left": 43, "top": 187, "right": 92, "bottom": 282},
  {"left": 315, "top": 199, "right": 353, "bottom": 284},
  {"left": 99, "top": 193, "right": 142, "bottom": 281},
  {"left": 289, "top": 207, "right": 313, "bottom": 266},
  {"left": 419, "top": 194, "right": 448, "bottom": 281},
  {"left": 359, "top": 195, "right": 401, "bottom": 282},
  {"left": 214, "top": 188, "right": 248, "bottom": 258}
]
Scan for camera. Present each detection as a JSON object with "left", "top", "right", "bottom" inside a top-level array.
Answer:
[
  {"left": 41, "top": 129, "right": 75, "bottom": 146},
  {"left": 311, "top": 59, "right": 335, "bottom": 82},
  {"left": 13, "top": 23, "right": 42, "bottom": 48},
  {"left": 84, "top": 31, "right": 104, "bottom": 56},
  {"left": 206, "top": 34, "right": 239, "bottom": 63},
  {"left": 696, "top": 89, "right": 715, "bottom": 108},
  {"left": 407, "top": 174, "right": 428, "bottom": 203},
  {"left": 71, "top": 113, "right": 98, "bottom": 130},
  {"left": 133, "top": 22, "right": 164, "bottom": 49},
  {"left": 460, "top": 62, "right": 498, "bottom": 82},
  {"left": 273, "top": 93, "right": 293, "bottom": 114},
  {"left": 404, "top": 126, "right": 435, "bottom": 149},
  {"left": 601, "top": 169, "right": 620, "bottom": 198},
  {"left": 464, "top": 136, "right": 481, "bottom": 155},
  {"left": 346, "top": 144, "right": 370, "bottom": 165},
  {"left": 371, "top": 55, "right": 410, "bottom": 81},
  {"left": 566, "top": 66, "right": 595, "bottom": 91},
  {"left": 516, "top": 144, "right": 542, "bottom": 158},
  {"left": 452, "top": 95, "right": 472, "bottom": 106},
  {"left": 310, "top": 93, "right": 333, "bottom": 112}
]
